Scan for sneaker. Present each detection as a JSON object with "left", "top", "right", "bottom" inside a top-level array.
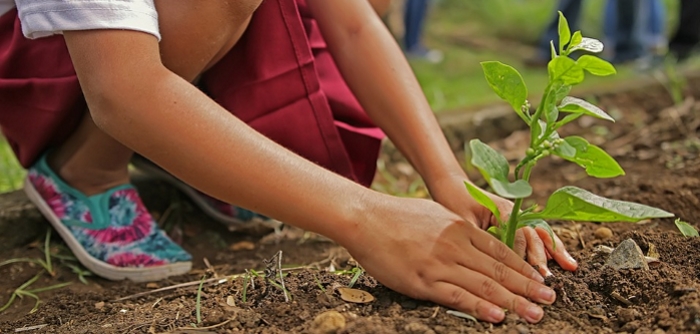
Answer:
[
  {"left": 131, "top": 155, "right": 277, "bottom": 230},
  {"left": 24, "top": 154, "right": 192, "bottom": 282}
]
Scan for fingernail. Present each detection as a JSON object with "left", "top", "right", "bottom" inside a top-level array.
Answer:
[
  {"left": 488, "top": 307, "right": 505, "bottom": 322},
  {"left": 566, "top": 253, "right": 578, "bottom": 264},
  {"left": 538, "top": 286, "right": 556, "bottom": 303},
  {"left": 543, "top": 267, "right": 554, "bottom": 277},
  {"left": 531, "top": 271, "right": 545, "bottom": 283},
  {"left": 525, "top": 304, "right": 544, "bottom": 322}
]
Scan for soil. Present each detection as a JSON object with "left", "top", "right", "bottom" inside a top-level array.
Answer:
[{"left": 1, "top": 77, "right": 700, "bottom": 333}]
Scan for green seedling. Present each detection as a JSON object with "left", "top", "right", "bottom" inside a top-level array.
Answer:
[
  {"left": 347, "top": 267, "right": 363, "bottom": 288},
  {"left": 195, "top": 275, "right": 205, "bottom": 325},
  {"left": 0, "top": 271, "right": 72, "bottom": 314},
  {"left": 468, "top": 12, "right": 674, "bottom": 250},
  {"left": 674, "top": 219, "right": 699, "bottom": 237}
]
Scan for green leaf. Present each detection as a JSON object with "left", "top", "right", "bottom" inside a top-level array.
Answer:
[
  {"left": 464, "top": 181, "right": 501, "bottom": 224},
  {"left": 559, "top": 96, "right": 615, "bottom": 122},
  {"left": 548, "top": 57, "right": 585, "bottom": 85},
  {"left": 544, "top": 85, "right": 562, "bottom": 123},
  {"left": 558, "top": 12, "right": 571, "bottom": 55},
  {"left": 568, "top": 31, "right": 583, "bottom": 52},
  {"left": 481, "top": 61, "right": 528, "bottom": 121},
  {"left": 557, "top": 136, "right": 624, "bottom": 178},
  {"left": 523, "top": 186, "right": 674, "bottom": 222},
  {"left": 554, "top": 138, "right": 576, "bottom": 158},
  {"left": 555, "top": 113, "right": 583, "bottom": 129},
  {"left": 675, "top": 219, "right": 699, "bottom": 237},
  {"left": 577, "top": 55, "right": 616, "bottom": 76},
  {"left": 487, "top": 226, "right": 502, "bottom": 239},
  {"left": 552, "top": 83, "right": 572, "bottom": 102},
  {"left": 490, "top": 179, "right": 534, "bottom": 199},
  {"left": 517, "top": 219, "right": 556, "bottom": 250},
  {"left": 469, "top": 140, "right": 533, "bottom": 199},
  {"left": 569, "top": 37, "right": 604, "bottom": 53}
]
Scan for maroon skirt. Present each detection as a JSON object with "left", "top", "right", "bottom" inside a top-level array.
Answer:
[{"left": 0, "top": 0, "right": 383, "bottom": 187}]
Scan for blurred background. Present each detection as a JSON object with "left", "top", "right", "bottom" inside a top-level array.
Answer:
[{"left": 0, "top": 0, "right": 696, "bottom": 193}]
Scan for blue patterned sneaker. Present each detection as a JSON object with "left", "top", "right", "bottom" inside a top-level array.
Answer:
[
  {"left": 23, "top": 154, "right": 192, "bottom": 282},
  {"left": 131, "top": 155, "right": 277, "bottom": 230}
]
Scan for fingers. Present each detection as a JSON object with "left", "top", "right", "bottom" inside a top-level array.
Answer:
[
  {"left": 523, "top": 227, "right": 552, "bottom": 277},
  {"left": 535, "top": 227, "right": 579, "bottom": 271},
  {"left": 438, "top": 265, "right": 550, "bottom": 323},
  {"left": 470, "top": 230, "right": 544, "bottom": 284},
  {"left": 430, "top": 282, "right": 505, "bottom": 323},
  {"left": 513, "top": 229, "right": 527, "bottom": 259}
]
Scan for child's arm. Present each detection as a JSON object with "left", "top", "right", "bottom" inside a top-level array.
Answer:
[
  {"left": 63, "top": 29, "right": 553, "bottom": 323},
  {"left": 306, "top": 0, "right": 578, "bottom": 275}
]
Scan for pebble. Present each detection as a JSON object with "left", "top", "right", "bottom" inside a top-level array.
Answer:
[
  {"left": 400, "top": 299, "right": 418, "bottom": 310},
  {"left": 515, "top": 324, "right": 530, "bottom": 334},
  {"left": 604, "top": 239, "right": 649, "bottom": 271},
  {"left": 229, "top": 240, "right": 256, "bottom": 251},
  {"left": 310, "top": 310, "right": 346, "bottom": 334},
  {"left": 594, "top": 227, "right": 613, "bottom": 239},
  {"left": 403, "top": 322, "right": 435, "bottom": 334},
  {"left": 615, "top": 308, "right": 640, "bottom": 323}
]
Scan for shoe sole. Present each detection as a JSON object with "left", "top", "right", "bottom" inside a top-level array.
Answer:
[
  {"left": 24, "top": 178, "right": 192, "bottom": 283},
  {"left": 131, "top": 157, "right": 269, "bottom": 228}
]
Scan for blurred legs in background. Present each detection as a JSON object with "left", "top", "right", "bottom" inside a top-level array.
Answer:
[
  {"left": 403, "top": 0, "right": 443, "bottom": 63},
  {"left": 603, "top": 0, "right": 665, "bottom": 66},
  {"left": 669, "top": 0, "right": 700, "bottom": 61}
]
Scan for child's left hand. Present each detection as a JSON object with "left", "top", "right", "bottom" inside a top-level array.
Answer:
[{"left": 428, "top": 175, "right": 579, "bottom": 278}]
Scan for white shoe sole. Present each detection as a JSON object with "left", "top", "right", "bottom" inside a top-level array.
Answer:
[{"left": 24, "top": 178, "right": 192, "bottom": 283}]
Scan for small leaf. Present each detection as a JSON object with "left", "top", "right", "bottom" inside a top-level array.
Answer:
[
  {"left": 552, "top": 83, "right": 572, "bottom": 102},
  {"left": 481, "top": 61, "right": 529, "bottom": 121},
  {"left": 558, "top": 136, "right": 625, "bottom": 178},
  {"left": 470, "top": 140, "right": 533, "bottom": 199},
  {"left": 570, "top": 37, "right": 604, "bottom": 53},
  {"left": 554, "top": 138, "right": 576, "bottom": 158},
  {"left": 524, "top": 186, "right": 674, "bottom": 222},
  {"left": 577, "top": 55, "right": 616, "bottom": 76},
  {"left": 675, "top": 219, "right": 699, "bottom": 237},
  {"left": 464, "top": 181, "right": 501, "bottom": 224},
  {"left": 558, "top": 12, "right": 571, "bottom": 55},
  {"left": 487, "top": 225, "right": 501, "bottom": 239},
  {"left": 490, "top": 178, "right": 533, "bottom": 199},
  {"left": 555, "top": 112, "right": 583, "bottom": 128},
  {"left": 548, "top": 57, "right": 585, "bottom": 85},
  {"left": 568, "top": 31, "right": 583, "bottom": 51},
  {"left": 517, "top": 219, "right": 556, "bottom": 250},
  {"left": 470, "top": 139, "right": 509, "bottom": 182},
  {"left": 559, "top": 96, "right": 615, "bottom": 122}
]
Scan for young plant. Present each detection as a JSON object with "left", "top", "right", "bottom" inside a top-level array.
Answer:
[{"left": 466, "top": 12, "right": 674, "bottom": 249}]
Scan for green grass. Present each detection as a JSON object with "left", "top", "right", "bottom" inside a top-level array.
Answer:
[{"left": 0, "top": 137, "right": 25, "bottom": 193}]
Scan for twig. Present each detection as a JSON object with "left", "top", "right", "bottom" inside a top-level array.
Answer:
[
  {"left": 431, "top": 306, "right": 440, "bottom": 318},
  {"left": 174, "top": 319, "right": 233, "bottom": 332},
  {"left": 203, "top": 258, "right": 218, "bottom": 278},
  {"left": 14, "top": 324, "right": 48, "bottom": 332},
  {"left": 573, "top": 223, "right": 585, "bottom": 249}
]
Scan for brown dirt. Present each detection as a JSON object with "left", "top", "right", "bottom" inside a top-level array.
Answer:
[{"left": 1, "top": 78, "right": 700, "bottom": 333}]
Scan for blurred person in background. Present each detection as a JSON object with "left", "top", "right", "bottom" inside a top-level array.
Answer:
[
  {"left": 669, "top": 0, "right": 700, "bottom": 61},
  {"left": 403, "top": 0, "right": 443, "bottom": 63},
  {"left": 603, "top": 0, "right": 666, "bottom": 68}
]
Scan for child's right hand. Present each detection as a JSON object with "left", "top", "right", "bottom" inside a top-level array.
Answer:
[{"left": 340, "top": 195, "right": 556, "bottom": 324}]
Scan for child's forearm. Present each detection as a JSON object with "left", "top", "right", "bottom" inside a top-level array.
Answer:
[
  {"left": 63, "top": 30, "right": 374, "bottom": 246},
  {"left": 308, "top": 0, "right": 467, "bottom": 187}
]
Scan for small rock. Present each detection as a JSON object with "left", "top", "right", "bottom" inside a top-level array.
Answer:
[
  {"left": 336, "top": 287, "right": 375, "bottom": 304},
  {"left": 594, "top": 227, "right": 613, "bottom": 239},
  {"left": 229, "top": 241, "right": 255, "bottom": 251},
  {"left": 616, "top": 308, "right": 640, "bottom": 323},
  {"left": 604, "top": 239, "right": 649, "bottom": 271},
  {"left": 515, "top": 324, "right": 530, "bottom": 334},
  {"left": 310, "top": 311, "right": 346, "bottom": 334},
  {"left": 94, "top": 301, "right": 105, "bottom": 310},
  {"left": 146, "top": 282, "right": 159, "bottom": 289},
  {"left": 652, "top": 329, "right": 666, "bottom": 334},
  {"left": 403, "top": 322, "right": 435, "bottom": 334}
]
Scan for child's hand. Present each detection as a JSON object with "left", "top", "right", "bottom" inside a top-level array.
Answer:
[
  {"left": 427, "top": 176, "right": 578, "bottom": 278},
  {"left": 342, "top": 195, "right": 556, "bottom": 323}
]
